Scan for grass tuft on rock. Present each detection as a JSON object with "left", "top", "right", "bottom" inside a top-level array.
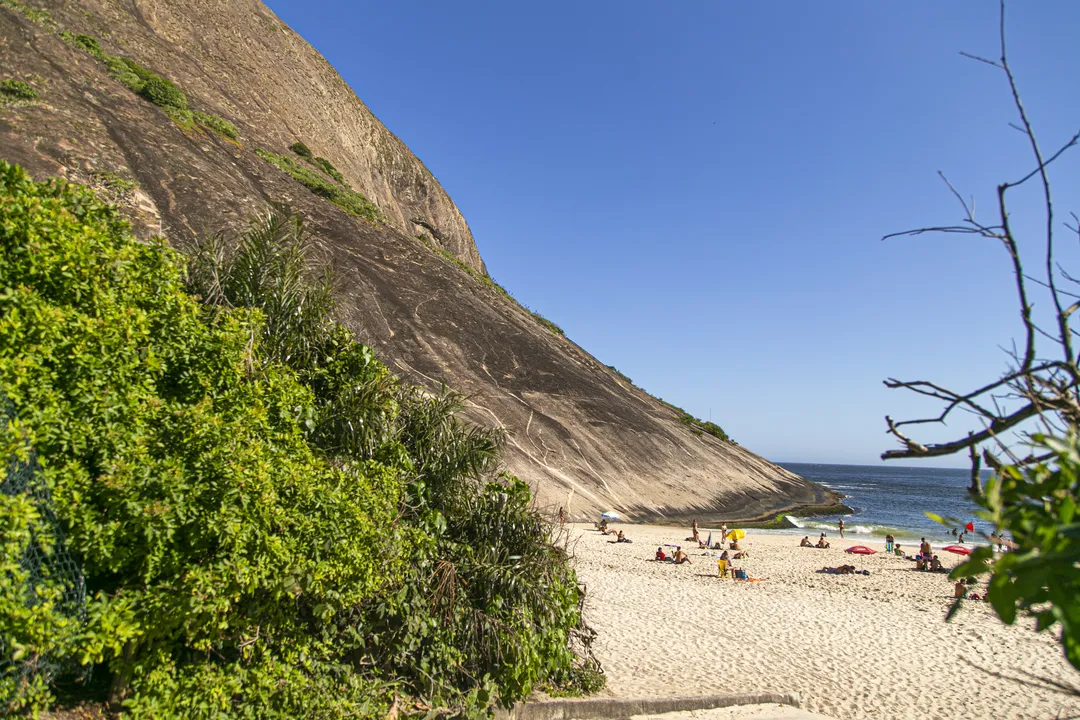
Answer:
[
  {"left": 255, "top": 147, "right": 381, "bottom": 222},
  {"left": 0, "top": 79, "right": 38, "bottom": 105},
  {"left": 193, "top": 111, "right": 239, "bottom": 140}
]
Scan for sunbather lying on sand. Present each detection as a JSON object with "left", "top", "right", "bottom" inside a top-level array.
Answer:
[{"left": 818, "top": 565, "right": 869, "bottom": 575}]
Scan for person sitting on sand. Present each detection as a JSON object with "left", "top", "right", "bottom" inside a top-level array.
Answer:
[
  {"left": 730, "top": 540, "right": 741, "bottom": 551},
  {"left": 655, "top": 546, "right": 667, "bottom": 561},
  {"left": 800, "top": 536, "right": 813, "bottom": 547},
  {"left": 931, "top": 555, "right": 943, "bottom": 572},
  {"left": 816, "top": 533, "right": 830, "bottom": 549},
  {"left": 608, "top": 530, "right": 632, "bottom": 544},
  {"left": 673, "top": 547, "right": 692, "bottom": 565},
  {"left": 885, "top": 534, "right": 894, "bottom": 553},
  {"left": 894, "top": 543, "right": 903, "bottom": 556},
  {"left": 954, "top": 580, "right": 966, "bottom": 599},
  {"left": 916, "top": 556, "right": 927, "bottom": 571}
]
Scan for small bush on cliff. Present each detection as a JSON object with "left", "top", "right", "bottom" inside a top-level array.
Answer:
[
  {"left": 289, "top": 141, "right": 313, "bottom": 159},
  {"left": 193, "top": 111, "right": 239, "bottom": 141},
  {"left": 254, "top": 147, "right": 381, "bottom": 222},
  {"left": 0, "top": 78, "right": 37, "bottom": 104}
]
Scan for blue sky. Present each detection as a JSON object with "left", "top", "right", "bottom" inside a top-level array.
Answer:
[{"left": 264, "top": 1, "right": 1080, "bottom": 467}]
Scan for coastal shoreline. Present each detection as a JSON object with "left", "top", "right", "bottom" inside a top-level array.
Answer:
[{"left": 570, "top": 523, "right": 1080, "bottom": 720}]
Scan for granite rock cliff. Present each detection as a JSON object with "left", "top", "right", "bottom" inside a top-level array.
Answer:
[{"left": 0, "top": 0, "right": 840, "bottom": 520}]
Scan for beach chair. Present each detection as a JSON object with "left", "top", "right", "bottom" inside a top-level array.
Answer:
[{"left": 716, "top": 559, "right": 728, "bottom": 578}]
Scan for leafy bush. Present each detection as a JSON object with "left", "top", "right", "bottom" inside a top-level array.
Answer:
[
  {"left": 254, "top": 148, "right": 381, "bottom": 222},
  {"left": 314, "top": 156, "right": 346, "bottom": 185},
  {"left": 1, "top": 166, "right": 600, "bottom": 715},
  {"left": 0, "top": 79, "right": 37, "bottom": 102},
  {"left": 138, "top": 74, "right": 187, "bottom": 111},
  {"left": 188, "top": 209, "right": 603, "bottom": 708},
  {"left": 945, "top": 433, "right": 1080, "bottom": 671},
  {"left": 62, "top": 32, "right": 198, "bottom": 129},
  {"left": 289, "top": 141, "right": 313, "bottom": 160},
  {"left": 0, "top": 163, "right": 402, "bottom": 716},
  {"left": 193, "top": 111, "right": 239, "bottom": 141},
  {"left": 60, "top": 32, "right": 105, "bottom": 60}
]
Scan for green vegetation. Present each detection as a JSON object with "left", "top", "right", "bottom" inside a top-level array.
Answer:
[
  {"left": 289, "top": 141, "right": 346, "bottom": 184},
  {"left": 0, "top": 162, "right": 600, "bottom": 716},
  {"left": 193, "top": 111, "right": 239, "bottom": 141},
  {"left": 255, "top": 147, "right": 381, "bottom": 222},
  {"left": 938, "top": 435, "right": 1080, "bottom": 671},
  {"left": 62, "top": 31, "right": 238, "bottom": 136},
  {"left": 289, "top": 141, "right": 313, "bottom": 160},
  {"left": 0, "top": 0, "right": 54, "bottom": 26},
  {"left": 672, "top": 407, "right": 732, "bottom": 443},
  {"left": 0, "top": 79, "right": 38, "bottom": 104},
  {"left": 314, "top": 156, "right": 346, "bottom": 185}
]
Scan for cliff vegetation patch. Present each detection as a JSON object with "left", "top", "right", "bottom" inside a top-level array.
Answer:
[
  {"left": 0, "top": 78, "right": 38, "bottom": 105},
  {"left": 61, "top": 31, "right": 238, "bottom": 138},
  {"left": 256, "top": 146, "right": 381, "bottom": 222}
]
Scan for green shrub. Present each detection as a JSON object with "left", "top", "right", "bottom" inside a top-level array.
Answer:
[
  {"left": 314, "top": 156, "right": 345, "bottom": 185},
  {"left": 254, "top": 148, "right": 381, "bottom": 222},
  {"left": 289, "top": 141, "right": 312, "bottom": 159},
  {"left": 0, "top": 0, "right": 53, "bottom": 26},
  {"left": 943, "top": 433, "right": 1080, "bottom": 671},
  {"left": 60, "top": 31, "right": 105, "bottom": 60},
  {"left": 188, "top": 209, "right": 603, "bottom": 709},
  {"left": 137, "top": 74, "right": 187, "bottom": 111},
  {"left": 0, "top": 78, "right": 37, "bottom": 103},
  {"left": 0, "top": 167, "right": 600, "bottom": 715},
  {"left": 193, "top": 111, "right": 239, "bottom": 140},
  {"left": 0, "top": 163, "right": 403, "bottom": 716}
]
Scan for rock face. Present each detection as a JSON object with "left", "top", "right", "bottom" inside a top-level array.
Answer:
[{"left": 0, "top": 0, "right": 839, "bottom": 521}]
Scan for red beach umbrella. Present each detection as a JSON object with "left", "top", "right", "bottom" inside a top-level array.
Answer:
[
  {"left": 844, "top": 545, "right": 877, "bottom": 555},
  {"left": 942, "top": 545, "right": 972, "bottom": 556}
]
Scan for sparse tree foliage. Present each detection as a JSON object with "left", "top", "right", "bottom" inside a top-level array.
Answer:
[{"left": 882, "top": 1, "right": 1080, "bottom": 675}]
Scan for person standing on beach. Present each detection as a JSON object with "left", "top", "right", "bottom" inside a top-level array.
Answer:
[
  {"left": 720, "top": 522, "right": 728, "bottom": 543},
  {"left": 838, "top": 518, "right": 845, "bottom": 539},
  {"left": 885, "top": 533, "right": 894, "bottom": 552},
  {"left": 919, "top": 537, "right": 932, "bottom": 559},
  {"left": 558, "top": 507, "right": 565, "bottom": 526}
]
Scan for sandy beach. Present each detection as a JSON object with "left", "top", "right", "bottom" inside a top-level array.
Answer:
[{"left": 570, "top": 524, "right": 1080, "bottom": 720}]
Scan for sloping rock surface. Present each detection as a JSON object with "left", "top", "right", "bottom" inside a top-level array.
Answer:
[{"left": 0, "top": 0, "right": 839, "bottom": 520}]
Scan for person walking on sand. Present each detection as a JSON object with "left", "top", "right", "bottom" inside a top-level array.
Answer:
[
  {"left": 688, "top": 519, "right": 701, "bottom": 543},
  {"left": 558, "top": 506, "right": 565, "bottom": 526},
  {"left": 838, "top": 518, "right": 845, "bottom": 539}
]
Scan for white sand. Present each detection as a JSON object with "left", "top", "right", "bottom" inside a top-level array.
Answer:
[{"left": 569, "top": 524, "right": 1080, "bottom": 720}]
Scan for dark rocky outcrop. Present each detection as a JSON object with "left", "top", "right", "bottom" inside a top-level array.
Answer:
[{"left": 0, "top": 0, "right": 841, "bottom": 521}]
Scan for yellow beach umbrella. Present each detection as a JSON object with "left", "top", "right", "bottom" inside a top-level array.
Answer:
[{"left": 728, "top": 529, "right": 746, "bottom": 541}]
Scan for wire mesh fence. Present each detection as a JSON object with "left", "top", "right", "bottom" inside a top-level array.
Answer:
[{"left": 1, "top": 394, "right": 88, "bottom": 700}]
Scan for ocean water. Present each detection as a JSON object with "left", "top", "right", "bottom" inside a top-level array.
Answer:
[{"left": 774, "top": 462, "right": 989, "bottom": 542}]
